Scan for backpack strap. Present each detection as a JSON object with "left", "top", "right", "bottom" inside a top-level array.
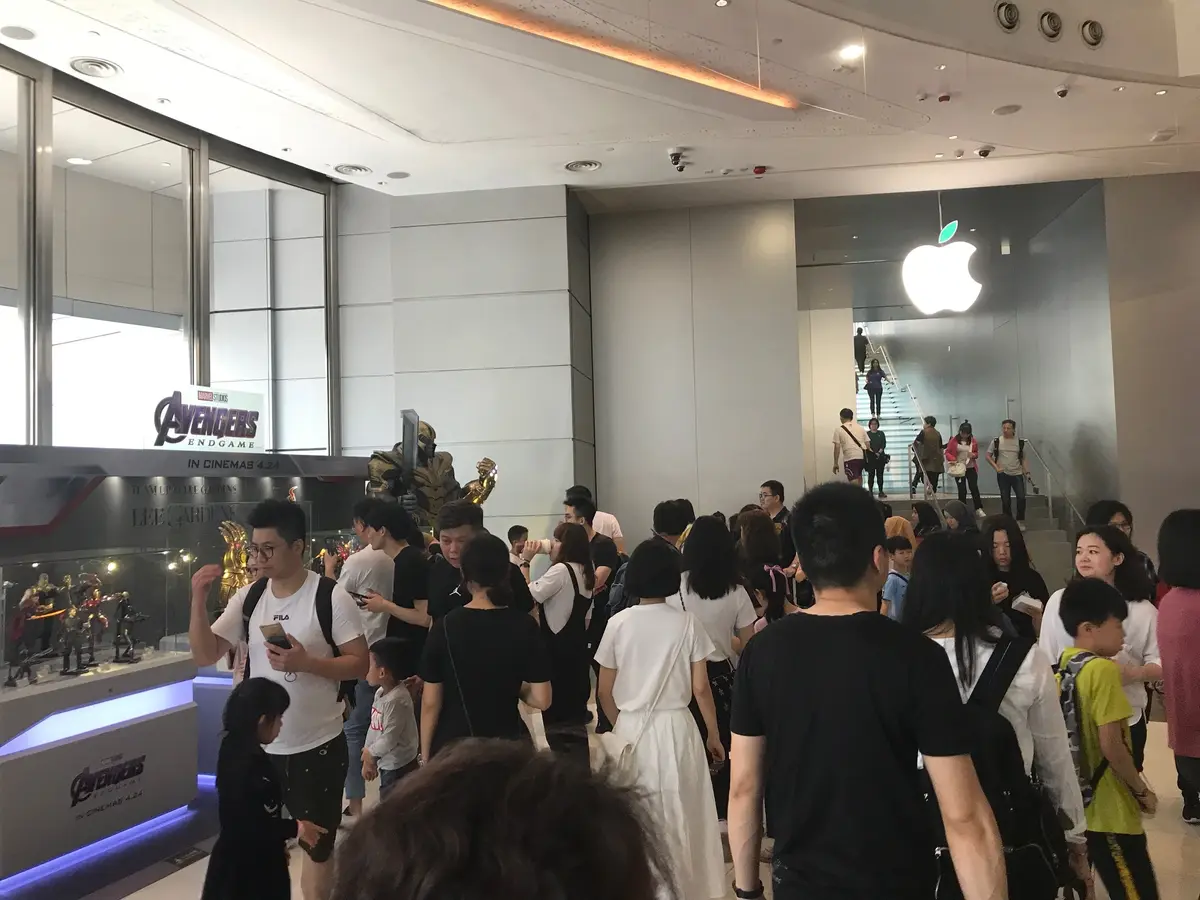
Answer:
[
  {"left": 241, "top": 577, "right": 270, "bottom": 681},
  {"left": 314, "top": 575, "right": 340, "bottom": 658},
  {"left": 992, "top": 437, "right": 1000, "bottom": 459},
  {"left": 1018, "top": 439, "right": 1025, "bottom": 462},
  {"left": 967, "top": 636, "right": 1032, "bottom": 713}
]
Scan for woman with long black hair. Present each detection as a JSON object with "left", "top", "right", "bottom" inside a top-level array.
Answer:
[
  {"left": 667, "top": 516, "right": 757, "bottom": 817},
  {"left": 983, "top": 515, "right": 1049, "bottom": 639},
  {"left": 1038, "top": 525, "right": 1161, "bottom": 769},
  {"left": 901, "top": 532, "right": 1088, "bottom": 890},
  {"left": 909, "top": 501, "right": 942, "bottom": 546},
  {"left": 528, "top": 522, "right": 595, "bottom": 765}
]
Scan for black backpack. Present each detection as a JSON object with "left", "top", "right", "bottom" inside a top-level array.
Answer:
[
  {"left": 605, "top": 559, "right": 635, "bottom": 616},
  {"left": 992, "top": 437, "right": 1025, "bottom": 463},
  {"left": 924, "top": 637, "right": 1080, "bottom": 900},
  {"left": 241, "top": 576, "right": 358, "bottom": 707}
]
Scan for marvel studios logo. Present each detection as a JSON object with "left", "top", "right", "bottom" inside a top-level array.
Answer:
[{"left": 196, "top": 390, "right": 229, "bottom": 403}]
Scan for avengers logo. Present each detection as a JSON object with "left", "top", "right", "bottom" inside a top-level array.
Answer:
[
  {"left": 153, "top": 391, "right": 259, "bottom": 448},
  {"left": 71, "top": 755, "right": 145, "bottom": 807}
]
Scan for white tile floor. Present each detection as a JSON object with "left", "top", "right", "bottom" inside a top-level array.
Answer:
[{"left": 99, "top": 722, "right": 1200, "bottom": 900}]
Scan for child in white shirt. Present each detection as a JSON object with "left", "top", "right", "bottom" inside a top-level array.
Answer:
[{"left": 361, "top": 637, "right": 420, "bottom": 797}]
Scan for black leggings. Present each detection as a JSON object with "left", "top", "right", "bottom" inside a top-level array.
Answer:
[
  {"left": 866, "top": 385, "right": 882, "bottom": 417},
  {"left": 912, "top": 468, "right": 940, "bottom": 493},
  {"left": 955, "top": 466, "right": 983, "bottom": 510},
  {"left": 866, "top": 457, "right": 887, "bottom": 495}
]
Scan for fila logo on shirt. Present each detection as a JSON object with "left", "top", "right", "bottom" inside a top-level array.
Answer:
[{"left": 273, "top": 614, "right": 290, "bottom": 621}]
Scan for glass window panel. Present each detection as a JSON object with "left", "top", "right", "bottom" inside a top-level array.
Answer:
[{"left": 0, "top": 67, "right": 24, "bottom": 444}]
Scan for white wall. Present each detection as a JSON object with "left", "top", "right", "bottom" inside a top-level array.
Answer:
[
  {"left": 1105, "top": 172, "right": 1200, "bottom": 551},
  {"left": 337, "top": 185, "right": 593, "bottom": 543},
  {"left": 0, "top": 150, "right": 185, "bottom": 316},
  {"left": 590, "top": 201, "right": 801, "bottom": 537},
  {"left": 210, "top": 187, "right": 328, "bottom": 453},
  {"left": 797, "top": 307, "right": 855, "bottom": 490}
]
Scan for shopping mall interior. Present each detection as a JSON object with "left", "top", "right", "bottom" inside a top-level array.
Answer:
[{"left": 1, "top": 0, "right": 1199, "bottom": 897}]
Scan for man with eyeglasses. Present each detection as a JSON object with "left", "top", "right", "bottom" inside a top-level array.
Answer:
[
  {"left": 189, "top": 499, "right": 367, "bottom": 900},
  {"left": 759, "top": 480, "right": 796, "bottom": 577}
]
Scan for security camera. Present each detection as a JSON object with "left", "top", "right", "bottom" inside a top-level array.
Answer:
[
  {"left": 976, "top": 145, "right": 995, "bottom": 158},
  {"left": 668, "top": 148, "right": 684, "bottom": 166},
  {"left": 675, "top": 164, "right": 686, "bottom": 173},
  {"left": 1055, "top": 84, "right": 1069, "bottom": 98}
]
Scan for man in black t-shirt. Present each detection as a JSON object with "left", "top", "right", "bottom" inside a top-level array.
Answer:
[
  {"left": 562, "top": 496, "right": 620, "bottom": 643},
  {"left": 758, "top": 480, "right": 796, "bottom": 575},
  {"left": 728, "top": 483, "right": 1005, "bottom": 900},
  {"left": 426, "top": 501, "right": 533, "bottom": 621},
  {"left": 361, "top": 503, "right": 431, "bottom": 677}
]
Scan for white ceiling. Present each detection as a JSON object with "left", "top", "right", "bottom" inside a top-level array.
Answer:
[{"left": 0, "top": 0, "right": 1197, "bottom": 210}]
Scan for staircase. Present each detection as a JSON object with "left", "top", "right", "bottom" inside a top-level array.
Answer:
[
  {"left": 856, "top": 330, "right": 1075, "bottom": 590},
  {"left": 853, "top": 361, "right": 921, "bottom": 497}
]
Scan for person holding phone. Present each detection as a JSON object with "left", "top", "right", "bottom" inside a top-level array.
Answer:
[{"left": 190, "top": 500, "right": 367, "bottom": 900}]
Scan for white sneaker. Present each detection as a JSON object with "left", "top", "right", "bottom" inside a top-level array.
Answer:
[
  {"left": 1018, "top": 522, "right": 1027, "bottom": 532},
  {"left": 976, "top": 508, "right": 986, "bottom": 519}
]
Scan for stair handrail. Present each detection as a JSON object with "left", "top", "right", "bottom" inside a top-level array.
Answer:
[
  {"left": 859, "top": 326, "right": 944, "bottom": 518},
  {"left": 1021, "top": 439, "right": 1087, "bottom": 533}
]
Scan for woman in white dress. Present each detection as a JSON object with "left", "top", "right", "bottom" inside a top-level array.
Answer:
[{"left": 596, "top": 538, "right": 727, "bottom": 900}]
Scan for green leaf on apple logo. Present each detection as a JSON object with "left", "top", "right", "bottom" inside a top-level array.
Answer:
[{"left": 938, "top": 220, "right": 959, "bottom": 244}]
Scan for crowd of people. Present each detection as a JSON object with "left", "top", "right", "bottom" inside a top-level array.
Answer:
[{"left": 188, "top": 476, "right": 1200, "bottom": 900}]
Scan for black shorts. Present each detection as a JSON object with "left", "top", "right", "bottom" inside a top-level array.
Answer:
[{"left": 269, "top": 733, "right": 348, "bottom": 863}]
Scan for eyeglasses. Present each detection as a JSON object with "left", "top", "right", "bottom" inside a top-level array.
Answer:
[
  {"left": 758, "top": 492, "right": 775, "bottom": 501},
  {"left": 246, "top": 544, "right": 277, "bottom": 560}
]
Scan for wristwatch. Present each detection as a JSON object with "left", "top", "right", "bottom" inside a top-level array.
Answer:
[{"left": 733, "top": 883, "right": 765, "bottom": 899}]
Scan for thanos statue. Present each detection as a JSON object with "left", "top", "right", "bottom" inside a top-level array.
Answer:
[
  {"left": 218, "top": 521, "right": 253, "bottom": 608},
  {"left": 367, "top": 420, "right": 497, "bottom": 529}
]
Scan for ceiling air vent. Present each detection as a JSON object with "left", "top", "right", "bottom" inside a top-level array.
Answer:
[
  {"left": 995, "top": 2, "right": 1020, "bottom": 32},
  {"left": 564, "top": 160, "right": 602, "bottom": 173},
  {"left": 70, "top": 57, "right": 122, "bottom": 79},
  {"left": 1081, "top": 19, "right": 1104, "bottom": 47},
  {"left": 334, "top": 164, "right": 372, "bottom": 177},
  {"left": 1038, "top": 11, "right": 1063, "bottom": 41}
]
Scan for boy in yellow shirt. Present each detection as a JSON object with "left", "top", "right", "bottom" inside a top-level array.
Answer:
[{"left": 1058, "top": 578, "right": 1160, "bottom": 900}]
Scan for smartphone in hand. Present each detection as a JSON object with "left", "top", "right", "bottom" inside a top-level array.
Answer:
[{"left": 259, "top": 623, "right": 292, "bottom": 650}]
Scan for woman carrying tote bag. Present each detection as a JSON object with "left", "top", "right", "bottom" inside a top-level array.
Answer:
[{"left": 595, "top": 538, "right": 727, "bottom": 900}]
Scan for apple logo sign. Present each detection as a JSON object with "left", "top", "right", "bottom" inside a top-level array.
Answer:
[{"left": 901, "top": 220, "right": 982, "bottom": 315}]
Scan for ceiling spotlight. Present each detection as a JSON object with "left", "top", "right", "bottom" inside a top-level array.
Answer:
[
  {"left": 715, "top": 0, "right": 729, "bottom": 7},
  {"left": 948, "top": 135, "right": 959, "bottom": 140},
  {"left": 838, "top": 44, "right": 865, "bottom": 61},
  {"left": 852, "top": 234, "right": 858, "bottom": 239},
  {"left": 935, "top": 64, "right": 947, "bottom": 71},
  {"left": 31, "top": 562, "right": 38, "bottom": 568},
  {"left": 935, "top": 153, "right": 944, "bottom": 159},
  {"left": 66, "top": 157, "right": 93, "bottom": 166},
  {"left": 1113, "top": 85, "right": 1125, "bottom": 92},
  {"left": 970, "top": 227, "right": 977, "bottom": 232},
  {"left": 156, "top": 97, "right": 170, "bottom": 105},
  {"left": 180, "top": 553, "right": 192, "bottom": 562},
  {"left": 281, "top": 147, "right": 292, "bottom": 153},
  {"left": 160, "top": 162, "right": 171, "bottom": 167},
  {"left": 1155, "top": 89, "right": 1168, "bottom": 96},
  {"left": 106, "top": 561, "right": 118, "bottom": 573},
  {"left": 167, "top": 562, "right": 178, "bottom": 571},
  {"left": 0, "top": 26, "right": 36, "bottom": 41}
]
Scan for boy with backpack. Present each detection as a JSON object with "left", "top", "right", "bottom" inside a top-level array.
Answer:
[
  {"left": 1057, "top": 578, "right": 1160, "bottom": 900},
  {"left": 881, "top": 535, "right": 912, "bottom": 621}
]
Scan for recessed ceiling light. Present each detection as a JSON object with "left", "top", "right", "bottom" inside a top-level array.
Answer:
[
  {"left": 1113, "top": 85, "right": 1125, "bottom": 92},
  {"left": 838, "top": 44, "right": 865, "bottom": 61},
  {"left": 386, "top": 171, "right": 411, "bottom": 180},
  {"left": 714, "top": 0, "right": 728, "bottom": 7},
  {"left": 970, "top": 227, "right": 977, "bottom": 232},
  {"left": 565, "top": 159, "right": 602, "bottom": 173},
  {"left": 935, "top": 153, "right": 944, "bottom": 159},
  {"left": 949, "top": 135, "right": 959, "bottom": 140},
  {"left": 160, "top": 162, "right": 171, "bottom": 168},
  {"left": 70, "top": 57, "right": 122, "bottom": 79},
  {"left": 935, "top": 64, "right": 947, "bottom": 71},
  {"left": 281, "top": 147, "right": 292, "bottom": 153},
  {"left": 0, "top": 26, "right": 36, "bottom": 41},
  {"left": 156, "top": 97, "right": 170, "bottom": 106},
  {"left": 852, "top": 234, "right": 858, "bottom": 239},
  {"left": 66, "top": 157, "right": 92, "bottom": 166},
  {"left": 1155, "top": 89, "right": 1168, "bottom": 96}
]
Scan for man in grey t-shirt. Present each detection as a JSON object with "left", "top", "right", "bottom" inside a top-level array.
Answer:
[{"left": 987, "top": 419, "right": 1030, "bottom": 524}]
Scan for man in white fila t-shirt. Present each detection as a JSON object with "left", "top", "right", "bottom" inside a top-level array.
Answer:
[{"left": 189, "top": 499, "right": 367, "bottom": 900}]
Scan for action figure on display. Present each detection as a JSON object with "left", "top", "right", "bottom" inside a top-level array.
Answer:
[
  {"left": 58, "top": 603, "right": 87, "bottom": 676},
  {"left": 27, "top": 573, "right": 67, "bottom": 653},
  {"left": 368, "top": 419, "right": 498, "bottom": 529},
  {"left": 5, "top": 584, "right": 59, "bottom": 687},
  {"left": 80, "top": 587, "right": 112, "bottom": 667},
  {"left": 112, "top": 593, "right": 147, "bottom": 664}
]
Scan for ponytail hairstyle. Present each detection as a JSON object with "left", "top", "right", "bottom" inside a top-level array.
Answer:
[
  {"left": 461, "top": 533, "right": 514, "bottom": 607},
  {"left": 751, "top": 565, "right": 790, "bottom": 623},
  {"left": 222, "top": 676, "right": 291, "bottom": 744}
]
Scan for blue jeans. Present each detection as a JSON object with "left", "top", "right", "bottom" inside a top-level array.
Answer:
[{"left": 342, "top": 679, "right": 377, "bottom": 801}]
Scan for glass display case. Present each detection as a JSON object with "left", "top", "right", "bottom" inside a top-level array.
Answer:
[{"left": 0, "top": 543, "right": 189, "bottom": 686}]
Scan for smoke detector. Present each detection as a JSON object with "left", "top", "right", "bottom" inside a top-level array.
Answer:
[
  {"left": 994, "top": 2, "right": 1020, "bottom": 32},
  {"left": 334, "top": 164, "right": 372, "bottom": 177},
  {"left": 70, "top": 57, "right": 122, "bottom": 79},
  {"left": 564, "top": 160, "right": 602, "bottom": 173},
  {"left": 0, "top": 26, "right": 36, "bottom": 41},
  {"left": 386, "top": 171, "right": 411, "bottom": 180}
]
